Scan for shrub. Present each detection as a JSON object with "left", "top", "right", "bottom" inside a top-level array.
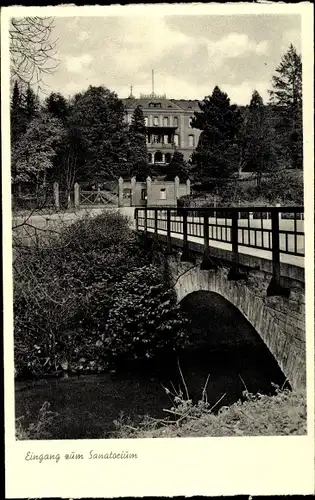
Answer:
[
  {"left": 102, "top": 265, "right": 189, "bottom": 362},
  {"left": 16, "top": 402, "right": 59, "bottom": 440},
  {"left": 14, "top": 211, "right": 188, "bottom": 378}
]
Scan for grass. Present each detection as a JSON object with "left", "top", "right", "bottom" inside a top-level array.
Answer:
[
  {"left": 112, "top": 370, "right": 306, "bottom": 439},
  {"left": 16, "top": 385, "right": 306, "bottom": 440},
  {"left": 16, "top": 401, "right": 59, "bottom": 440},
  {"left": 16, "top": 362, "right": 306, "bottom": 440}
]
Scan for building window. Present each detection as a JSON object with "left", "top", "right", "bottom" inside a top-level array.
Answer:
[
  {"left": 155, "top": 151, "right": 163, "bottom": 162},
  {"left": 163, "top": 116, "right": 169, "bottom": 127},
  {"left": 189, "top": 117, "right": 194, "bottom": 128},
  {"left": 173, "top": 117, "right": 179, "bottom": 127},
  {"left": 144, "top": 117, "right": 148, "bottom": 126},
  {"left": 153, "top": 116, "right": 159, "bottom": 126},
  {"left": 160, "top": 188, "right": 167, "bottom": 200},
  {"left": 188, "top": 134, "right": 195, "bottom": 148},
  {"left": 123, "top": 188, "right": 131, "bottom": 199},
  {"left": 141, "top": 189, "right": 147, "bottom": 200},
  {"left": 174, "top": 134, "right": 179, "bottom": 146}
]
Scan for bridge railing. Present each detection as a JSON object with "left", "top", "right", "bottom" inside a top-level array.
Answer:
[{"left": 134, "top": 206, "right": 304, "bottom": 295}]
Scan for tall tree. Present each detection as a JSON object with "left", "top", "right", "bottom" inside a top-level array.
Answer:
[
  {"left": 11, "top": 80, "right": 25, "bottom": 144},
  {"left": 69, "top": 85, "right": 130, "bottom": 183},
  {"left": 269, "top": 44, "right": 303, "bottom": 169},
  {"left": 45, "top": 92, "right": 70, "bottom": 124},
  {"left": 190, "top": 86, "right": 243, "bottom": 187},
  {"left": 128, "top": 105, "right": 149, "bottom": 180},
  {"left": 242, "top": 90, "right": 278, "bottom": 187},
  {"left": 11, "top": 112, "right": 65, "bottom": 189},
  {"left": 24, "top": 85, "right": 40, "bottom": 121}
]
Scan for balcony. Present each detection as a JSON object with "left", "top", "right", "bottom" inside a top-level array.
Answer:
[
  {"left": 147, "top": 142, "right": 175, "bottom": 149},
  {"left": 146, "top": 126, "right": 178, "bottom": 132}
]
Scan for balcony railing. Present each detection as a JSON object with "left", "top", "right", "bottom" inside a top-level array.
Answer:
[{"left": 147, "top": 142, "right": 175, "bottom": 148}]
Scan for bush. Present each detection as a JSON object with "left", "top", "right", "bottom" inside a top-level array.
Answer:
[
  {"left": 14, "top": 211, "right": 188, "bottom": 378},
  {"left": 102, "top": 265, "right": 189, "bottom": 362}
]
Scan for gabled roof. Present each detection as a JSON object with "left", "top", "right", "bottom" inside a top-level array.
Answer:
[
  {"left": 170, "top": 99, "right": 200, "bottom": 111},
  {"left": 122, "top": 97, "right": 184, "bottom": 110}
]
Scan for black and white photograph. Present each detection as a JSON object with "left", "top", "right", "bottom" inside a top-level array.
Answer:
[{"left": 2, "top": 3, "right": 314, "bottom": 498}]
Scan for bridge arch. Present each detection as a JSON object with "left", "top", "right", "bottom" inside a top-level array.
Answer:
[
  {"left": 179, "top": 289, "right": 287, "bottom": 389},
  {"left": 168, "top": 256, "right": 305, "bottom": 390}
]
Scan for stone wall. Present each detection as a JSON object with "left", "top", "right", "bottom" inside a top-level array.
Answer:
[{"left": 167, "top": 251, "right": 306, "bottom": 391}]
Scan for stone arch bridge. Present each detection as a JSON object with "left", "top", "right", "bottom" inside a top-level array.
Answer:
[
  {"left": 167, "top": 251, "right": 305, "bottom": 390},
  {"left": 135, "top": 206, "right": 306, "bottom": 390}
]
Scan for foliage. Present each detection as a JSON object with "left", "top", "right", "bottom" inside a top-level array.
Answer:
[
  {"left": 164, "top": 151, "right": 190, "bottom": 181},
  {"left": 114, "top": 382, "right": 306, "bottom": 438},
  {"left": 11, "top": 80, "right": 26, "bottom": 145},
  {"left": 241, "top": 91, "right": 279, "bottom": 185},
  {"left": 103, "top": 265, "right": 188, "bottom": 362},
  {"left": 68, "top": 86, "right": 130, "bottom": 183},
  {"left": 128, "top": 105, "right": 149, "bottom": 180},
  {"left": 14, "top": 211, "right": 188, "bottom": 378},
  {"left": 16, "top": 402, "right": 59, "bottom": 440},
  {"left": 45, "top": 92, "right": 70, "bottom": 124},
  {"left": 11, "top": 112, "right": 65, "bottom": 185},
  {"left": 43, "top": 93, "right": 86, "bottom": 197},
  {"left": 190, "top": 86, "right": 243, "bottom": 186},
  {"left": 11, "top": 81, "right": 39, "bottom": 142},
  {"left": 269, "top": 44, "right": 303, "bottom": 169}
]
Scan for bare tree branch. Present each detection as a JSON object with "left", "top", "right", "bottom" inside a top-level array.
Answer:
[{"left": 10, "top": 16, "right": 59, "bottom": 93}]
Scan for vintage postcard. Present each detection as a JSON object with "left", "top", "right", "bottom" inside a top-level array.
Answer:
[{"left": 2, "top": 2, "right": 314, "bottom": 498}]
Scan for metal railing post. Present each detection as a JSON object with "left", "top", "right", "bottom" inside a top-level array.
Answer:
[
  {"left": 144, "top": 208, "right": 147, "bottom": 235},
  {"left": 267, "top": 207, "right": 290, "bottom": 297},
  {"left": 271, "top": 208, "right": 280, "bottom": 285},
  {"left": 167, "top": 209, "right": 172, "bottom": 254},
  {"left": 228, "top": 209, "right": 246, "bottom": 280},
  {"left": 154, "top": 208, "right": 158, "bottom": 238},
  {"left": 200, "top": 211, "right": 217, "bottom": 270},
  {"left": 180, "top": 209, "right": 194, "bottom": 262},
  {"left": 231, "top": 209, "right": 239, "bottom": 268}
]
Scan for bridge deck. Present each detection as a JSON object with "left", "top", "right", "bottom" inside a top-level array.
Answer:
[
  {"left": 144, "top": 226, "right": 304, "bottom": 268},
  {"left": 135, "top": 207, "right": 305, "bottom": 277}
]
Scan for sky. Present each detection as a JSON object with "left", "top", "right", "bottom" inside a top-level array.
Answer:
[{"left": 42, "top": 14, "right": 301, "bottom": 105}]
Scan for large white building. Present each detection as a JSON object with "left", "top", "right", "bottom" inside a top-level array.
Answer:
[{"left": 123, "top": 90, "right": 201, "bottom": 165}]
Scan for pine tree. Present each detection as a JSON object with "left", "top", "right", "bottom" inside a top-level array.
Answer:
[
  {"left": 128, "top": 105, "right": 149, "bottom": 180},
  {"left": 269, "top": 44, "right": 303, "bottom": 169},
  {"left": 164, "top": 151, "right": 189, "bottom": 181},
  {"left": 190, "top": 86, "right": 243, "bottom": 187},
  {"left": 11, "top": 80, "right": 25, "bottom": 143},
  {"left": 45, "top": 92, "right": 70, "bottom": 123},
  {"left": 242, "top": 90, "right": 278, "bottom": 187},
  {"left": 24, "top": 85, "right": 39, "bottom": 121}
]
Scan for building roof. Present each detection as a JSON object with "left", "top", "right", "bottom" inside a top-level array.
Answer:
[{"left": 122, "top": 96, "right": 200, "bottom": 111}]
